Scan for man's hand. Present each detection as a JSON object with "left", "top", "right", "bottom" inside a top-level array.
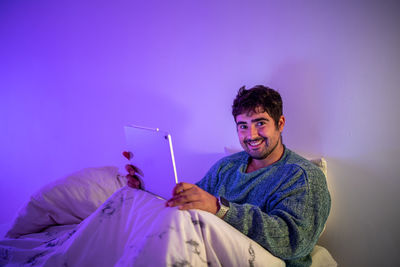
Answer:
[
  {"left": 125, "top": 164, "right": 142, "bottom": 189},
  {"left": 123, "top": 151, "right": 143, "bottom": 189},
  {"left": 166, "top": 182, "right": 219, "bottom": 214}
]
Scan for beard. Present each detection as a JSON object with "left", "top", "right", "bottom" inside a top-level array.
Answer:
[{"left": 243, "top": 136, "right": 280, "bottom": 160}]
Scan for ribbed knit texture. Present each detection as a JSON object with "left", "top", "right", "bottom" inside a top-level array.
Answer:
[{"left": 196, "top": 147, "right": 331, "bottom": 267}]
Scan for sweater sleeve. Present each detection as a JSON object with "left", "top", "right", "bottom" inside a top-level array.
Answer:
[{"left": 223, "top": 167, "right": 331, "bottom": 261}]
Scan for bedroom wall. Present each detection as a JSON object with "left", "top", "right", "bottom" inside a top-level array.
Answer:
[{"left": 0, "top": 1, "right": 399, "bottom": 266}]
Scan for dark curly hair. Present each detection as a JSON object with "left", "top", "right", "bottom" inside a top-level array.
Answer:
[{"left": 232, "top": 85, "right": 283, "bottom": 128}]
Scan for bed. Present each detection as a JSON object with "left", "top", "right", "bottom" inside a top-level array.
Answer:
[{"left": 0, "top": 162, "right": 337, "bottom": 266}]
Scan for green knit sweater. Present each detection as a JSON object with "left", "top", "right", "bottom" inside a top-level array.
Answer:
[{"left": 196, "top": 147, "right": 331, "bottom": 267}]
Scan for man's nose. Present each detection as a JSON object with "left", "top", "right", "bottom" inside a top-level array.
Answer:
[{"left": 248, "top": 125, "right": 259, "bottom": 139}]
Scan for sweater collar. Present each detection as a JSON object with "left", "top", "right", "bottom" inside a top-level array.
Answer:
[{"left": 241, "top": 145, "right": 289, "bottom": 173}]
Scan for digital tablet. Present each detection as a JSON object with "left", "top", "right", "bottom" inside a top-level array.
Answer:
[{"left": 124, "top": 125, "right": 178, "bottom": 200}]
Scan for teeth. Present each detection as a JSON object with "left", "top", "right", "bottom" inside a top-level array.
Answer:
[{"left": 249, "top": 140, "right": 263, "bottom": 146}]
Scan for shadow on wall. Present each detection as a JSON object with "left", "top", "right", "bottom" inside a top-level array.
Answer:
[
  {"left": 317, "top": 157, "right": 399, "bottom": 267},
  {"left": 268, "top": 61, "right": 325, "bottom": 155}
]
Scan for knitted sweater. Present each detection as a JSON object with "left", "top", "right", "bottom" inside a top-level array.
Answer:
[{"left": 196, "top": 147, "right": 331, "bottom": 267}]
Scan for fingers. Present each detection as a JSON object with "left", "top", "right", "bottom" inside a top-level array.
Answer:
[
  {"left": 172, "top": 182, "right": 195, "bottom": 196},
  {"left": 127, "top": 178, "right": 140, "bottom": 189},
  {"left": 125, "top": 164, "right": 144, "bottom": 176},
  {"left": 125, "top": 164, "right": 136, "bottom": 175},
  {"left": 122, "top": 151, "right": 144, "bottom": 189},
  {"left": 126, "top": 174, "right": 141, "bottom": 189},
  {"left": 166, "top": 184, "right": 219, "bottom": 214},
  {"left": 168, "top": 190, "right": 196, "bottom": 204},
  {"left": 166, "top": 193, "right": 197, "bottom": 208},
  {"left": 167, "top": 183, "right": 197, "bottom": 206},
  {"left": 176, "top": 200, "right": 203, "bottom": 210}
]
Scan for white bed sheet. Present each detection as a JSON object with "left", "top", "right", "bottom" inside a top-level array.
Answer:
[{"left": 1, "top": 187, "right": 284, "bottom": 266}]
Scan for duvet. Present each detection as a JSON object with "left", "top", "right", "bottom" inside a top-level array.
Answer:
[{"left": 0, "top": 167, "right": 284, "bottom": 266}]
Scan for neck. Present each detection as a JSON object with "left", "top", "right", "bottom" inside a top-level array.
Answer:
[{"left": 247, "top": 141, "right": 285, "bottom": 172}]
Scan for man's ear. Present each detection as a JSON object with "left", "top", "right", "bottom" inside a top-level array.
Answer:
[{"left": 278, "top": 115, "right": 285, "bottom": 132}]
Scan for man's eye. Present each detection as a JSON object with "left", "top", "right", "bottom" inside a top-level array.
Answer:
[
  {"left": 238, "top": 125, "right": 247, "bottom": 130},
  {"left": 256, "top": 121, "right": 265, "bottom": 126}
]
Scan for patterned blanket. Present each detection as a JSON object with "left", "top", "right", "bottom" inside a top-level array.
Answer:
[{"left": 0, "top": 186, "right": 284, "bottom": 266}]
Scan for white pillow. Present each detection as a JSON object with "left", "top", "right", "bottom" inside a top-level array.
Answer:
[
  {"left": 6, "top": 166, "right": 125, "bottom": 238},
  {"left": 309, "top": 158, "right": 328, "bottom": 179}
]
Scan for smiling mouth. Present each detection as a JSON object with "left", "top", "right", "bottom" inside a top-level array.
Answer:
[{"left": 246, "top": 138, "right": 265, "bottom": 148}]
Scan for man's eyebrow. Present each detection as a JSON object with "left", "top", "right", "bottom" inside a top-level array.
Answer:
[
  {"left": 236, "top": 117, "right": 268, "bottom": 125},
  {"left": 251, "top": 118, "right": 269, "bottom": 123}
]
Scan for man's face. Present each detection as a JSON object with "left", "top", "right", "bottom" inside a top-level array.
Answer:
[{"left": 235, "top": 110, "right": 284, "bottom": 160}]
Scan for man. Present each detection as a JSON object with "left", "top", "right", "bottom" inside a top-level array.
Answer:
[{"left": 126, "top": 85, "right": 331, "bottom": 267}]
